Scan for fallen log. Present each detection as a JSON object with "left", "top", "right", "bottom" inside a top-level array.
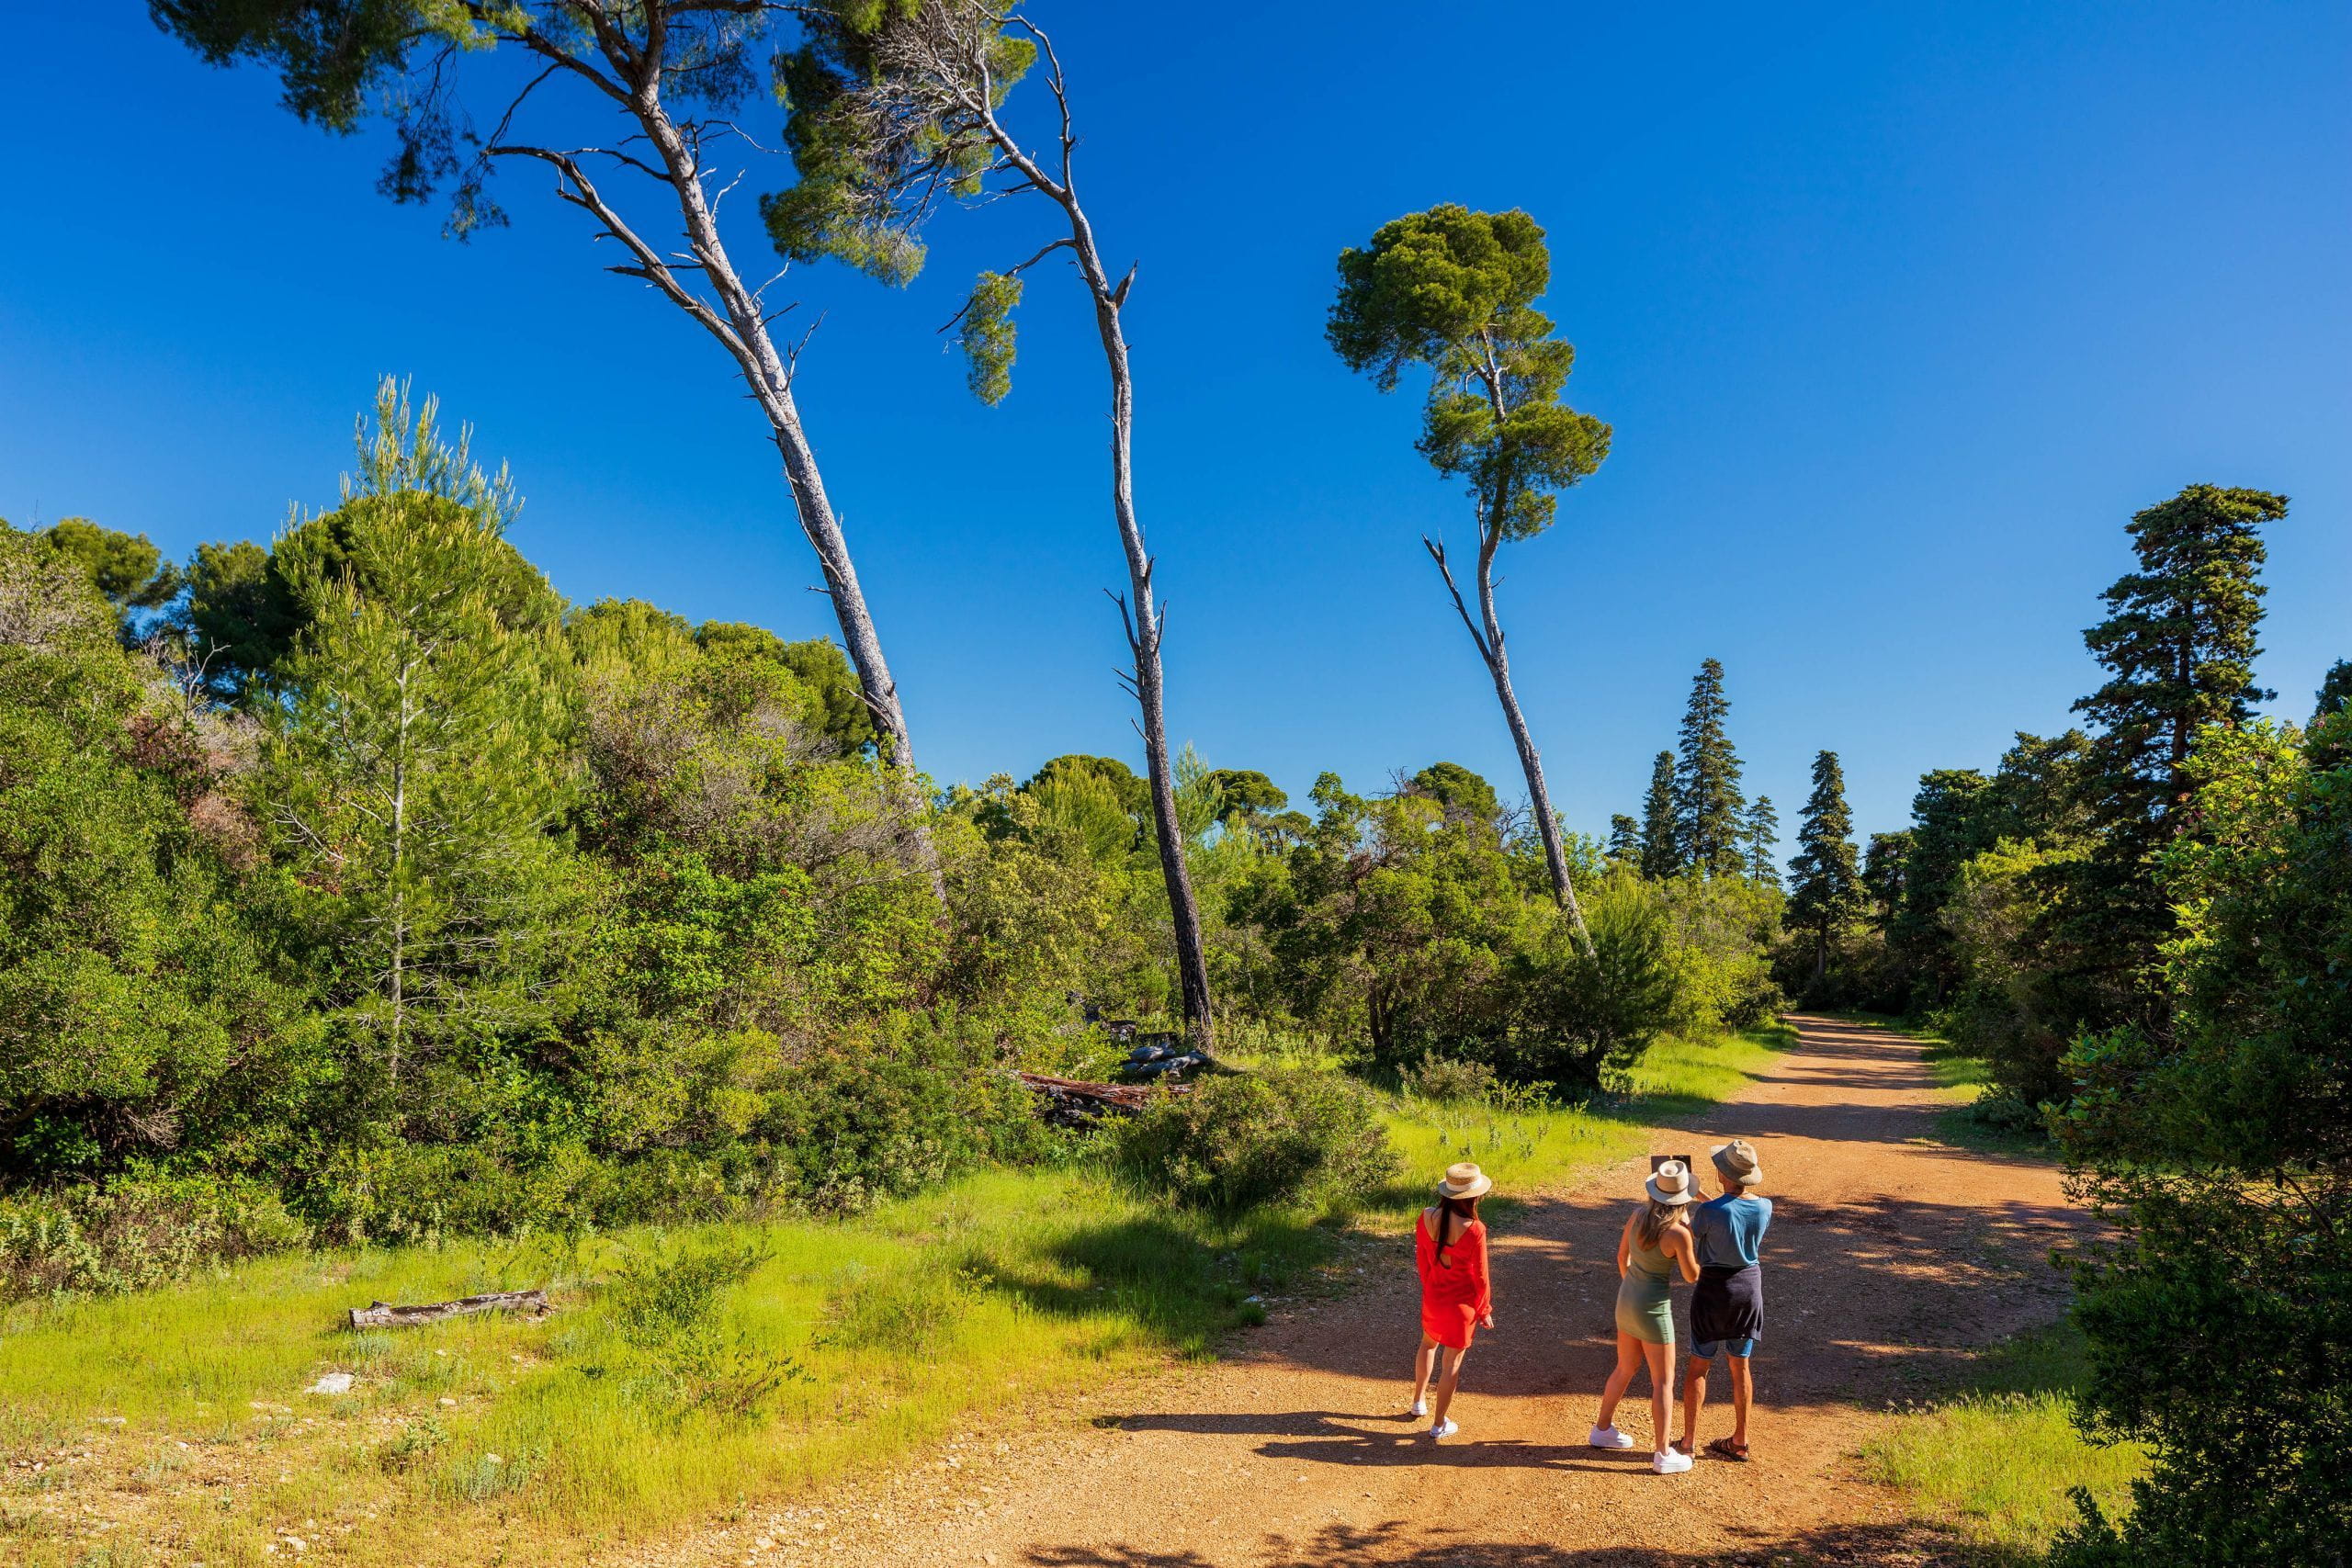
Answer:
[
  {"left": 1013, "top": 1070, "right": 1189, "bottom": 1121},
  {"left": 346, "top": 1289, "right": 551, "bottom": 1330}
]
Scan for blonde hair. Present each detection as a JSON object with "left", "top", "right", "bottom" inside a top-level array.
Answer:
[{"left": 1635, "top": 1198, "right": 1685, "bottom": 1250}]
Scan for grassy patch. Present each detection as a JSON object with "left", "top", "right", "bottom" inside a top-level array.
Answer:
[
  {"left": 0, "top": 1025, "right": 1790, "bottom": 1565},
  {"left": 1860, "top": 1319, "right": 2144, "bottom": 1561}
]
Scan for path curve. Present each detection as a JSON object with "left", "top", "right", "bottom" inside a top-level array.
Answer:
[{"left": 682, "top": 1017, "right": 2089, "bottom": 1567}]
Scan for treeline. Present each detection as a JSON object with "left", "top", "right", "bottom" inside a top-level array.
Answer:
[
  {"left": 1770, "top": 483, "right": 2349, "bottom": 1562},
  {"left": 0, "top": 388, "right": 1792, "bottom": 1288}
]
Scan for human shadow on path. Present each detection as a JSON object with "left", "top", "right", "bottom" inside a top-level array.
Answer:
[{"left": 1021, "top": 1516, "right": 1976, "bottom": 1567}]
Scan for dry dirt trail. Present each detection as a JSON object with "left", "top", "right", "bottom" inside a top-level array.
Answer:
[{"left": 669, "top": 1016, "right": 2091, "bottom": 1568}]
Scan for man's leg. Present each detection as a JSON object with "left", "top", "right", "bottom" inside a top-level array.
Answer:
[
  {"left": 1728, "top": 1350, "right": 1754, "bottom": 1448},
  {"left": 1680, "top": 1349, "right": 1712, "bottom": 1453}
]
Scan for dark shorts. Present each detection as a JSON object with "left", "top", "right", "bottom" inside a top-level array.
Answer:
[{"left": 1690, "top": 1264, "right": 1762, "bottom": 1358}]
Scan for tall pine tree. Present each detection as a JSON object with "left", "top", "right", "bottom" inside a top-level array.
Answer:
[
  {"left": 1638, "top": 750, "right": 1679, "bottom": 879},
  {"left": 1674, "top": 658, "right": 1746, "bottom": 876},
  {"left": 1742, "top": 795, "right": 1781, "bottom": 887},
  {"left": 1606, "top": 813, "right": 1640, "bottom": 864},
  {"left": 1787, "top": 750, "right": 1860, "bottom": 988},
  {"left": 2058, "top": 482, "right": 2286, "bottom": 1026}
]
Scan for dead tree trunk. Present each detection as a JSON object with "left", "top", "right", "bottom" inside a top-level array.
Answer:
[{"left": 951, "top": 25, "right": 1216, "bottom": 1047}]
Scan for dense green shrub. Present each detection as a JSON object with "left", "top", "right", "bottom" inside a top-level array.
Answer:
[
  {"left": 0, "top": 1169, "right": 308, "bottom": 1301},
  {"left": 1115, "top": 1068, "right": 1394, "bottom": 1213},
  {"left": 1398, "top": 1056, "right": 1499, "bottom": 1103}
]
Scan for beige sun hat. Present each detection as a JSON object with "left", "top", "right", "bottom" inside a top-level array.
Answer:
[
  {"left": 1711, "top": 1138, "right": 1763, "bottom": 1191},
  {"left": 1437, "top": 1162, "right": 1493, "bottom": 1201},
  {"left": 1645, "top": 1158, "right": 1696, "bottom": 1206}
]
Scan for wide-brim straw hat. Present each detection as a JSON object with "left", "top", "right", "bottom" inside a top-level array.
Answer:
[
  {"left": 1711, "top": 1138, "right": 1763, "bottom": 1191},
  {"left": 1645, "top": 1158, "right": 1696, "bottom": 1206},
  {"left": 1437, "top": 1162, "right": 1493, "bottom": 1200}
]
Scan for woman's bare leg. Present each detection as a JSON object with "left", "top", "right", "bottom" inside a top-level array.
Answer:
[
  {"left": 1431, "top": 1343, "right": 1469, "bottom": 1425},
  {"left": 1596, "top": 1332, "right": 1645, "bottom": 1429},
  {"left": 1410, "top": 1332, "right": 1438, "bottom": 1407},
  {"left": 1644, "top": 1341, "right": 1675, "bottom": 1455}
]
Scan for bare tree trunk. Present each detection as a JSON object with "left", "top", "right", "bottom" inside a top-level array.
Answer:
[
  {"left": 1424, "top": 532, "right": 1594, "bottom": 954},
  {"left": 959, "top": 38, "right": 1216, "bottom": 1047},
  {"left": 492, "top": 30, "right": 938, "bottom": 891}
]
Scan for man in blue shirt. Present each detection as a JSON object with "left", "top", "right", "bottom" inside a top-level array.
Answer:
[{"left": 1679, "top": 1138, "right": 1771, "bottom": 1461}]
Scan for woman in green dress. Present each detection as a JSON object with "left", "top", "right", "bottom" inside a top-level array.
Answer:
[{"left": 1589, "top": 1158, "right": 1702, "bottom": 1473}]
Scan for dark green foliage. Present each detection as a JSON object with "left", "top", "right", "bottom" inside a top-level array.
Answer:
[
  {"left": 2312, "top": 660, "right": 2352, "bottom": 769},
  {"left": 0, "top": 1169, "right": 308, "bottom": 1303},
  {"left": 1327, "top": 204, "right": 1610, "bottom": 542},
  {"left": 1742, "top": 795, "right": 1781, "bottom": 887},
  {"left": 1673, "top": 658, "right": 1745, "bottom": 875},
  {"left": 1606, "top": 814, "right": 1639, "bottom": 864},
  {"left": 34, "top": 516, "right": 184, "bottom": 617},
  {"left": 1204, "top": 769, "right": 1289, "bottom": 827},
  {"left": 2054, "top": 483, "right": 2286, "bottom": 1031},
  {"left": 1638, "top": 750, "right": 1679, "bottom": 879},
  {"left": 1786, "top": 750, "right": 1860, "bottom": 989},
  {"left": 2051, "top": 714, "right": 2351, "bottom": 1566},
  {"left": 1405, "top": 761, "right": 1501, "bottom": 825},
  {"left": 1115, "top": 1069, "right": 1394, "bottom": 1213}
]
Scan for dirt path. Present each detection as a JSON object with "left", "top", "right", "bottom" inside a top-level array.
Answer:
[{"left": 674, "top": 1017, "right": 2088, "bottom": 1567}]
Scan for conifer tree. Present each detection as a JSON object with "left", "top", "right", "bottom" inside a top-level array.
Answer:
[
  {"left": 2060, "top": 483, "right": 2287, "bottom": 1025},
  {"left": 2315, "top": 660, "right": 2352, "bottom": 729},
  {"left": 1787, "top": 750, "right": 1860, "bottom": 987},
  {"left": 1742, "top": 795, "right": 1781, "bottom": 887},
  {"left": 1606, "top": 814, "right": 1640, "bottom": 864},
  {"left": 1674, "top": 659, "right": 1746, "bottom": 876},
  {"left": 1327, "top": 204, "right": 1611, "bottom": 945},
  {"left": 260, "top": 393, "right": 574, "bottom": 1100},
  {"left": 1638, "top": 750, "right": 1679, "bottom": 879}
]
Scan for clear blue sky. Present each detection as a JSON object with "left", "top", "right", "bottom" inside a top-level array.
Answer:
[{"left": 3, "top": 4, "right": 2346, "bottom": 849}]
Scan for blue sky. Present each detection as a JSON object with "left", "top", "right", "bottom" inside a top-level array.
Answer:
[{"left": 3, "top": 3, "right": 2346, "bottom": 849}]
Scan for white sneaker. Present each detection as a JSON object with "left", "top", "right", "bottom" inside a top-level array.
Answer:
[
  {"left": 1429, "top": 1417, "right": 1458, "bottom": 1439},
  {"left": 1653, "top": 1447, "right": 1692, "bottom": 1474},
  {"left": 1588, "top": 1425, "right": 1634, "bottom": 1450},
  {"left": 1409, "top": 1398, "right": 1428, "bottom": 1418}
]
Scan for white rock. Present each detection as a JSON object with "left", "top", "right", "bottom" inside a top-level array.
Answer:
[{"left": 306, "top": 1373, "right": 354, "bottom": 1396}]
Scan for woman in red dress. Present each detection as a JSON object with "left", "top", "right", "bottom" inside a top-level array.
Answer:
[{"left": 1409, "top": 1161, "right": 1495, "bottom": 1438}]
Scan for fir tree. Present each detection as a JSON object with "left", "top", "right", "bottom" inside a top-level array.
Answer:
[
  {"left": 1787, "top": 750, "right": 1860, "bottom": 988},
  {"left": 2059, "top": 482, "right": 2287, "bottom": 1027},
  {"left": 1638, "top": 750, "right": 1679, "bottom": 879},
  {"left": 2312, "top": 660, "right": 2352, "bottom": 771},
  {"left": 1742, "top": 795, "right": 1781, "bottom": 887},
  {"left": 1606, "top": 814, "right": 1640, "bottom": 864},
  {"left": 1674, "top": 658, "right": 1746, "bottom": 875}
]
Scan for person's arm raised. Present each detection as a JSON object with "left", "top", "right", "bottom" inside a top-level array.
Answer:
[{"left": 1668, "top": 1216, "right": 1702, "bottom": 1283}]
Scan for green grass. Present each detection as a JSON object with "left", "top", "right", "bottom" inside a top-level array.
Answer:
[
  {"left": 1860, "top": 1320, "right": 2144, "bottom": 1562},
  {"left": 0, "top": 1024, "right": 1797, "bottom": 1565}
]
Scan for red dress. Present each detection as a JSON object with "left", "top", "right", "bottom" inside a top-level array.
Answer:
[{"left": 1416, "top": 1213, "right": 1492, "bottom": 1349}]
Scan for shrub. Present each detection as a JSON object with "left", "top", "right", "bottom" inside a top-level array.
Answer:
[
  {"left": 1399, "top": 1056, "right": 1499, "bottom": 1103},
  {"left": 598, "top": 1235, "right": 805, "bottom": 1420},
  {"left": 0, "top": 1169, "right": 309, "bottom": 1302},
  {"left": 1115, "top": 1068, "right": 1394, "bottom": 1213}
]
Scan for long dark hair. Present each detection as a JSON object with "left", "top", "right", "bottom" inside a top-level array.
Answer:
[{"left": 1432, "top": 1194, "right": 1481, "bottom": 1266}]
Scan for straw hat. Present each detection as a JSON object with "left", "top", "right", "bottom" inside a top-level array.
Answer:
[
  {"left": 1437, "top": 1162, "right": 1493, "bottom": 1201},
  {"left": 1645, "top": 1158, "right": 1696, "bottom": 1206},
  {"left": 1711, "top": 1138, "right": 1763, "bottom": 1191}
]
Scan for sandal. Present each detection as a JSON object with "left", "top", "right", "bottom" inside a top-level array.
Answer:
[{"left": 1706, "top": 1437, "right": 1750, "bottom": 1462}]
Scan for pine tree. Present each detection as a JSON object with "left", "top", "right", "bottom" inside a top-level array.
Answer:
[
  {"left": 1638, "top": 750, "right": 1679, "bottom": 879},
  {"left": 261, "top": 397, "right": 575, "bottom": 1100},
  {"left": 1674, "top": 658, "right": 1746, "bottom": 875},
  {"left": 2061, "top": 482, "right": 2287, "bottom": 1026},
  {"left": 1742, "top": 795, "right": 1781, "bottom": 887},
  {"left": 1606, "top": 814, "right": 1640, "bottom": 864},
  {"left": 1787, "top": 750, "right": 1860, "bottom": 988},
  {"left": 2313, "top": 660, "right": 2352, "bottom": 770}
]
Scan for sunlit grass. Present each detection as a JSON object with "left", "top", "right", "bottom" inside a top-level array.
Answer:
[
  {"left": 0, "top": 1025, "right": 1792, "bottom": 1565},
  {"left": 1860, "top": 1321, "right": 2144, "bottom": 1560}
]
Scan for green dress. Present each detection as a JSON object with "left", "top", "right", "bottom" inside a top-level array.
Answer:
[{"left": 1614, "top": 1225, "right": 1677, "bottom": 1346}]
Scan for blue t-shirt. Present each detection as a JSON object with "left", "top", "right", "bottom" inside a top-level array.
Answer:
[{"left": 1690, "top": 1193, "right": 1771, "bottom": 1269}]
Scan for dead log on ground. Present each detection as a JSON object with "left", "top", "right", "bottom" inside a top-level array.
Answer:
[
  {"left": 346, "top": 1289, "right": 551, "bottom": 1330},
  {"left": 1014, "top": 1070, "right": 1188, "bottom": 1124}
]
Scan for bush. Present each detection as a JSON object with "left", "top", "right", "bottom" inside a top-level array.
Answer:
[
  {"left": 0, "top": 1168, "right": 309, "bottom": 1301},
  {"left": 1399, "top": 1056, "right": 1499, "bottom": 1103},
  {"left": 1115, "top": 1068, "right": 1394, "bottom": 1213},
  {"left": 598, "top": 1234, "right": 804, "bottom": 1420}
]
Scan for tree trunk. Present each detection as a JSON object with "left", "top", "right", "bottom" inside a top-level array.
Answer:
[
  {"left": 621, "top": 74, "right": 943, "bottom": 895},
  {"left": 971, "top": 74, "right": 1216, "bottom": 1049}
]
